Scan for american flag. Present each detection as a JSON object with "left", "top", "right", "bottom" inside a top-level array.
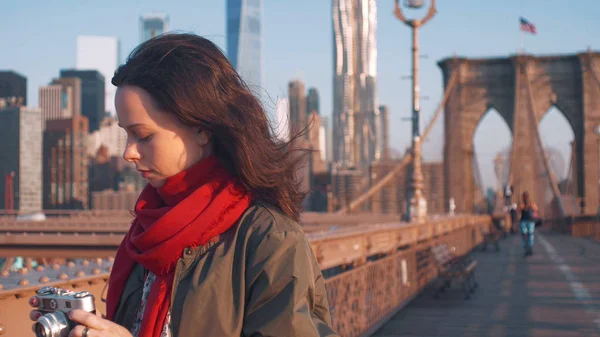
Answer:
[{"left": 520, "top": 17, "right": 537, "bottom": 34}]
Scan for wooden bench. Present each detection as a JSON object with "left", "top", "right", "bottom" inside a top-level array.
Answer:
[
  {"left": 431, "top": 244, "right": 478, "bottom": 299},
  {"left": 480, "top": 225, "right": 502, "bottom": 252}
]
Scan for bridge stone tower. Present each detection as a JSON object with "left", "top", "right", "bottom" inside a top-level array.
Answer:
[{"left": 439, "top": 51, "right": 600, "bottom": 215}]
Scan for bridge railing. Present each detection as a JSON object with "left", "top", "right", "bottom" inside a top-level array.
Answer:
[
  {"left": 545, "top": 215, "right": 600, "bottom": 242},
  {"left": 321, "top": 215, "right": 489, "bottom": 337},
  {"left": 0, "top": 214, "right": 491, "bottom": 337},
  {"left": 0, "top": 209, "right": 134, "bottom": 219}
]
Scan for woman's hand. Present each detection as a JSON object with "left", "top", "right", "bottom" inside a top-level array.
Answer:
[
  {"left": 66, "top": 309, "right": 134, "bottom": 337},
  {"left": 29, "top": 296, "right": 133, "bottom": 337}
]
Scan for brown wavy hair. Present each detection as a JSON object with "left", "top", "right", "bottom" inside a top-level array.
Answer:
[{"left": 112, "top": 33, "right": 308, "bottom": 221}]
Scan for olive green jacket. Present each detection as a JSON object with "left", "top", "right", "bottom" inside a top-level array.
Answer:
[{"left": 112, "top": 202, "right": 339, "bottom": 337}]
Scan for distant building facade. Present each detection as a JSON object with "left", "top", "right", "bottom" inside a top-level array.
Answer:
[
  {"left": 0, "top": 71, "right": 27, "bottom": 106},
  {"left": 39, "top": 85, "right": 67, "bottom": 124},
  {"left": 59, "top": 69, "right": 105, "bottom": 132},
  {"left": 88, "top": 145, "right": 120, "bottom": 193},
  {"left": 368, "top": 160, "right": 444, "bottom": 215},
  {"left": 306, "top": 87, "right": 319, "bottom": 115},
  {"left": 379, "top": 105, "right": 390, "bottom": 160},
  {"left": 87, "top": 116, "right": 127, "bottom": 157},
  {"left": 43, "top": 116, "right": 89, "bottom": 209},
  {"left": 39, "top": 78, "right": 82, "bottom": 128},
  {"left": 308, "top": 112, "right": 328, "bottom": 176},
  {"left": 288, "top": 80, "right": 307, "bottom": 138},
  {"left": 0, "top": 107, "right": 42, "bottom": 212},
  {"left": 274, "top": 98, "right": 290, "bottom": 142},
  {"left": 331, "top": 168, "right": 364, "bottom": 212}
]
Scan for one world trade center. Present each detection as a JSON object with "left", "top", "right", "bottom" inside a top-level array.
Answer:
[{"left": 226, "top": 0, "right": 263, "bottom": 90}]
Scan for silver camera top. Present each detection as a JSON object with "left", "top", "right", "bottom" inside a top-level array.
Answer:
[
  {"left": 36, "top": 286, "right": 95, "bottom": 313},
  {"left": 37, "top": 286, "right": 91, "bottom": 298}
]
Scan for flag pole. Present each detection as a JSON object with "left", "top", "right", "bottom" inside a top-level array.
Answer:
[
  {"left": 519, "top": 0, "right": 524, "bottom": 54},
  {"left": 520, "top": 25, "right": 524, "bottom": 54}
]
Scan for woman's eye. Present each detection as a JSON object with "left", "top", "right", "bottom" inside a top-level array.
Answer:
[{"left": 137, "top": 135, "right": 152, "bottom": 142}]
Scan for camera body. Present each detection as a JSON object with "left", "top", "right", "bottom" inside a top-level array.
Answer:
[{"left": 34, "top": 286, "right": 96, "bottom": 337}]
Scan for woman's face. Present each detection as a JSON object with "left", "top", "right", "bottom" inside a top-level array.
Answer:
[{"left": 115, "top": 85, "right": 211, "bottom": 188}]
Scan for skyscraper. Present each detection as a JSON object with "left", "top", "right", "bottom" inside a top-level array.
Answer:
[
  {"left": 274, "top": 98, "right": 290, "bottom": 142},
  {"left": 76, "top": 36, "right": 120, "bottom": 116},
  {"left": 43, "top": 115, "right": 90, "bottom": 209},
  {"left": 51, "top": 77, "right": 81, "bottom": 118},
  {"left": 87, "top": 116, "right": 127, "bottom": 158},
  {"left": 0, "top": 71, "right": 27, "bottom": 106},
  {"left": 367, "top": 109, "right": 380, "bottom": 162},
  {"left": 319, "top": 119, "right": 327, "bottom": 163},
  {"left": 322, "top": 116, "right": 332, "bottom": 164},
  {"left": 308, "top": 111, "right": 327, "bottom": 175},
  {"left": 59, "top": 70, "right": 105, "bottom": 132},
  {"left": 39, "top": 85, "right": 67, "bottom": 124},
  {"left": 227, "top": 0, "right": 263, "bottom": 89},
  {"left": 0, "top": 106, "right": 42, "bottom": 212},
  {"left": 332, "top": 0, "right": 378, "bottom": 169},
  {"left": 307, "top": 87, "right": 320, "bottom": 116},
  {"left": 288, "top": 80, "right": 307, "bottom": 138},
  {"left": 140, "top": 14, "right": 169, "bottom": 42},
  {"left": 39, "top": 78, "right": 82, "bottom": 128},
  {"left": 379, "top": 105, "right": 390, "bottom": 160}
]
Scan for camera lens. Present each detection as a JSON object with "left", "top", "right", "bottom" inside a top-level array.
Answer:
[
  {"left": 35, "top": 323, "right": 48, "bottom": 337},
  {"left": 35, "top": 312, "right": 70, "bottom": 337}
]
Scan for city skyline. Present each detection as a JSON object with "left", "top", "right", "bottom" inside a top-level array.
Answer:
[{"left": 1, "top": 0, "right": 598, "bottom": 189}]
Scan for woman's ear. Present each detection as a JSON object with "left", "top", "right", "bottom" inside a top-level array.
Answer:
[{"left": 196, "top": 130, "right": 212, "bottom": 146}]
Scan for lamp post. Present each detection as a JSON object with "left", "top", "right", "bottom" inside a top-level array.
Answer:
[{"left": 394, "top": 0, "right": 437, "bottom": 222}]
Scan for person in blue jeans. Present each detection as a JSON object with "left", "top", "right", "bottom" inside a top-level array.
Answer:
[{"left": 518, "top": 192, "right": 538, "bottom": 256}]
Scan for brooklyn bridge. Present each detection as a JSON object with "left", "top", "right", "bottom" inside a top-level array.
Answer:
[{"left": 2, "top": 50, "right": 600, "bottom": 337}]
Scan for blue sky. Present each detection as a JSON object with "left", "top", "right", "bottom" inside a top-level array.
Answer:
[{"left": 1, "top": 0, "right": 598, "bottom": 189}]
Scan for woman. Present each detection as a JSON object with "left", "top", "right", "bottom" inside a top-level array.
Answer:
[
  {"left": 30, "top": 33, "right": 338, "bottom": 337},
  {"left": 518, "top": 192, "right": 538, "bottom": 257}
]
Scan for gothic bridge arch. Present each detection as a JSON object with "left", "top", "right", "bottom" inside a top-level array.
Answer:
[{"left": 439, "top": 51, "right": 600, "bottom": 214}]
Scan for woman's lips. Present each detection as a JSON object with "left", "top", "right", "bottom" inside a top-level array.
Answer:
[{"left": 138, "top": 170, "right": 152, "bottom": 178}]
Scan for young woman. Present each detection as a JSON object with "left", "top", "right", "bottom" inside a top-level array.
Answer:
[
  {"left": 30, "top": 33, "right": 338, "bottom": 337},
  {"left": 518, "top": 192, "right": 538, "bottom": 257}
]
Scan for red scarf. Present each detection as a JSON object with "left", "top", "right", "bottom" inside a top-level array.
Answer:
[{"left": 106, "top": 155, "right": 251, "bottom": 337}]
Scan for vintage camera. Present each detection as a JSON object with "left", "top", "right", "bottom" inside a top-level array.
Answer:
[{"left": 34, "top": 286, "right": 96, "bottom": 337}]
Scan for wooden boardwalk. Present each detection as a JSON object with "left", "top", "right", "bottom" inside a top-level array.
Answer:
[{"left": 372, "top": 231, "right": 600, "bottom": 337}]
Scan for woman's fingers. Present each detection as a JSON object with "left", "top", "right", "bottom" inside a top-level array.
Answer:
[
  {"left": 29, "top": 296, "right": 39, "bottom": 307},
  {"left": 68, "top": 310, "right": 107, "bottom": 331},
  {"left": 67, "top": 312, "right": 134, "bottom": 337},
  {"left": 29, "top": 310, "right": 42, "bottom": 321}
]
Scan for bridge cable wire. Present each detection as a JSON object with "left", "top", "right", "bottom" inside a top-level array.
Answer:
[
  {"left": 563, "top": 142, "right": 578, "bottom": 196},
  {"left": 471, "top": 145, "right": 487, "bottom": 211},
  {"left": 522, "top": 63, "right": 565, "bottom": 218}
]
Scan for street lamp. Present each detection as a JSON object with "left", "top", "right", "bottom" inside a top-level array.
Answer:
[
  {"left": 404, "top": 0, "right": 425, "bottom": 8},
  {"left": 394, "top": 0, "right": 437, "bottom": 223}
]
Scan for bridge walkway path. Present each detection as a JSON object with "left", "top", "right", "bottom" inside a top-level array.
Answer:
[{"left": 372, "top": 230, "right": 600, "bottom": 337}]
